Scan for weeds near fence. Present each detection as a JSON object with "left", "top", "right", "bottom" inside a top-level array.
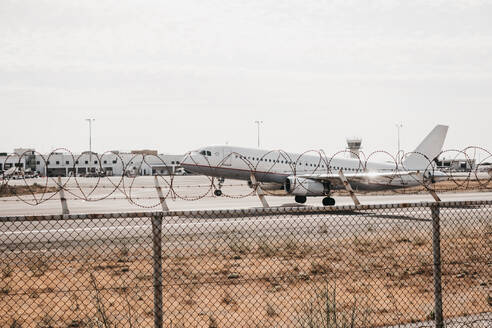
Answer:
[
  {"left": 90, "top": 273, "right": 112, "bottom": 328},
  {"left": 297, "top": 280, "right": 363, "bottom": 328},
  {"left": 9, "top": 319, "right": 22, "bottom": 328},
  {"left": 226, "top": 234, "right": 251, "bottom": 255},
  {"left": 26, "top": 255, "right": 48, "bottom": 277},
  {"left": 2, "top": 264, "right": 12, "bottom": 279}
]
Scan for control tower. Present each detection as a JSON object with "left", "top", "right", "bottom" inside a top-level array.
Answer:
[{"left": 346, "top": 138, "right": 362, "bottom": 159}]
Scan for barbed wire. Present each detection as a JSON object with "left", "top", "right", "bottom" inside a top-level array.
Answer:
[{"left": 1, "top": 147, "right": 491, "bottom": 208}]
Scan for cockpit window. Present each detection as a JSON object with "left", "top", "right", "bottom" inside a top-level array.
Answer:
[
  {"left": 207, "top": 151, "right": 211, "bottom": 156},
  {"left": 199, "top": 150, "right": 206, "bottom": 156}
]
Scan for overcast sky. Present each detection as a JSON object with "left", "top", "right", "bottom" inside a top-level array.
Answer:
[{"left": 1, "top": 0, "right": 491, "bottom": 157}]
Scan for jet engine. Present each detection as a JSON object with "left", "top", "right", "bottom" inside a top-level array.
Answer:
[{"left": 284, "top": 176, "right": 327, "bottom": 196}]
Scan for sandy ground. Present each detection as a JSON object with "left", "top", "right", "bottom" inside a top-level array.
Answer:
[{"left": 0, "top": 210, "right": 490, "bottom": 328}]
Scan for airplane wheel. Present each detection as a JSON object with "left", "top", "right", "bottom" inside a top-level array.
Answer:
[
  {"left": 322, "top": 197, "right": 335, "bottom": 206},
  {"left": 295, "top": 195, "right": 307, "bottom": 204},
  {"left": 214, "top": 189, "right": 223, "bottom": 197}
]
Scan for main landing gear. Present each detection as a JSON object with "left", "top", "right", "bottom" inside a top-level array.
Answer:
[
  {"left": 322, "top": 197, "right": 336, "bottom": 206},
  {"left": 294, "top": 195, "right": 336, "bottom": 206},
  {"left": 295, "top": 196, "right": 307, "bottom": 204},
  {"left": 214, "top": 177, "right": 225, "bottom": 197}
]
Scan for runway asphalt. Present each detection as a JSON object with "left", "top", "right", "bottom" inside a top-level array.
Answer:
[
  {"left": 1, "top": 176, "right": 491, "bottom": 248},
  {"left": 1, "top": 175, "right": 492, "bottom": 216}
]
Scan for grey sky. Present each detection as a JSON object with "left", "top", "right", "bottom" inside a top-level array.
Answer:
[{"left": 1, "top": 0, "right": 491, "bottom": 157}]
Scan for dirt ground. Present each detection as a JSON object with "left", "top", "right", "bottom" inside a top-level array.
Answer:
[{"left": 0, "top": 216, "right": 490, "bottom": 328}]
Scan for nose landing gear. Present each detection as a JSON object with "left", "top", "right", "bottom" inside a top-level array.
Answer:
[{"left": 214, "top": 177, "right": 225, "bottom": 197}]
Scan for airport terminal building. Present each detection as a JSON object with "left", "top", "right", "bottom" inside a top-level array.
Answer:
[{"left": 0, "top": 148, "right": 184, "bottom": 177}]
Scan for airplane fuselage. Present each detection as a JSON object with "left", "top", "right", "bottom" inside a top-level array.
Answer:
[
  {"left": 181, "top": 145, "right": 420, "bottom": 191},
  {"left": 181, "top": 125, "right": 450, "bottom": 205}
]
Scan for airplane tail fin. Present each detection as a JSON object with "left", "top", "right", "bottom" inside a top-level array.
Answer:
[{"left": 402, "top": 125, "right": 448, "bottom": 170}]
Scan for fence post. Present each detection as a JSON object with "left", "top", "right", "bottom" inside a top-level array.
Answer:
[
  {"left": 431, "top": 204, "right": 444, "bottom": 328},
  {"left": 152, "top": 215, "right": 163, "bottom": 328},
  {"left": 58, "top": 176, "right": 70, "bottom": 215}
]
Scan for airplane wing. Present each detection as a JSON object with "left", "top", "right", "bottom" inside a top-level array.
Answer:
[
  {"left": 296, "top": 169, "right": 491, "bottom": 191},
  {"left": 295, "top": 171, "right": 425, "bottom": 190}
]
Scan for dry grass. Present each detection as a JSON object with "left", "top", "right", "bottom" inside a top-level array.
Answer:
[
  {"left": 333, "top": 179, "right": 492, "bottom": 196},
  {"left": 0, "top": 183, "right": 58, "bottom": 198},
  {"left": 0, "top": 224, "right": 489, "bottom": 328}
]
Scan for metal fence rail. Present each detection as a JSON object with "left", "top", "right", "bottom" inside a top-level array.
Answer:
[{"left": 1, "top": 201, "right": 491, "bottom": 327}]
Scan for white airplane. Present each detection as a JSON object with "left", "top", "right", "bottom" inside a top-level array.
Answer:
[{"left": 181, "top": 125, "right": 450, "bottom": 206}]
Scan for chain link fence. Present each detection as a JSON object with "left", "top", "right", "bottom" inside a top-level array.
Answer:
[{"left": 1, "top": 201, "right": 490, "bottom": 327}]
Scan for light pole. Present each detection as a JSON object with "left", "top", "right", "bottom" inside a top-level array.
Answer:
[
  {"left": 86, "top": 118, "right": 95, "bottom": 172},
  {"left": 395, "top": 122, "right": 403, "bottom": 164},
  {"left": 254, "top": 120, "right": 263, "bottom": 148}
]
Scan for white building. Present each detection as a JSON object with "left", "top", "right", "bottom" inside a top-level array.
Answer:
[
  {"left": 0, "top": 149, "right": 184, "bottom": 177},
  {"left": 435, "top": 158, "right": 476, "bottom": 172}
]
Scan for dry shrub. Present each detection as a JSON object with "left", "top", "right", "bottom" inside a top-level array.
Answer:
[{"left": 27, "top": 256, "right": 49, "bottom": 277}]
